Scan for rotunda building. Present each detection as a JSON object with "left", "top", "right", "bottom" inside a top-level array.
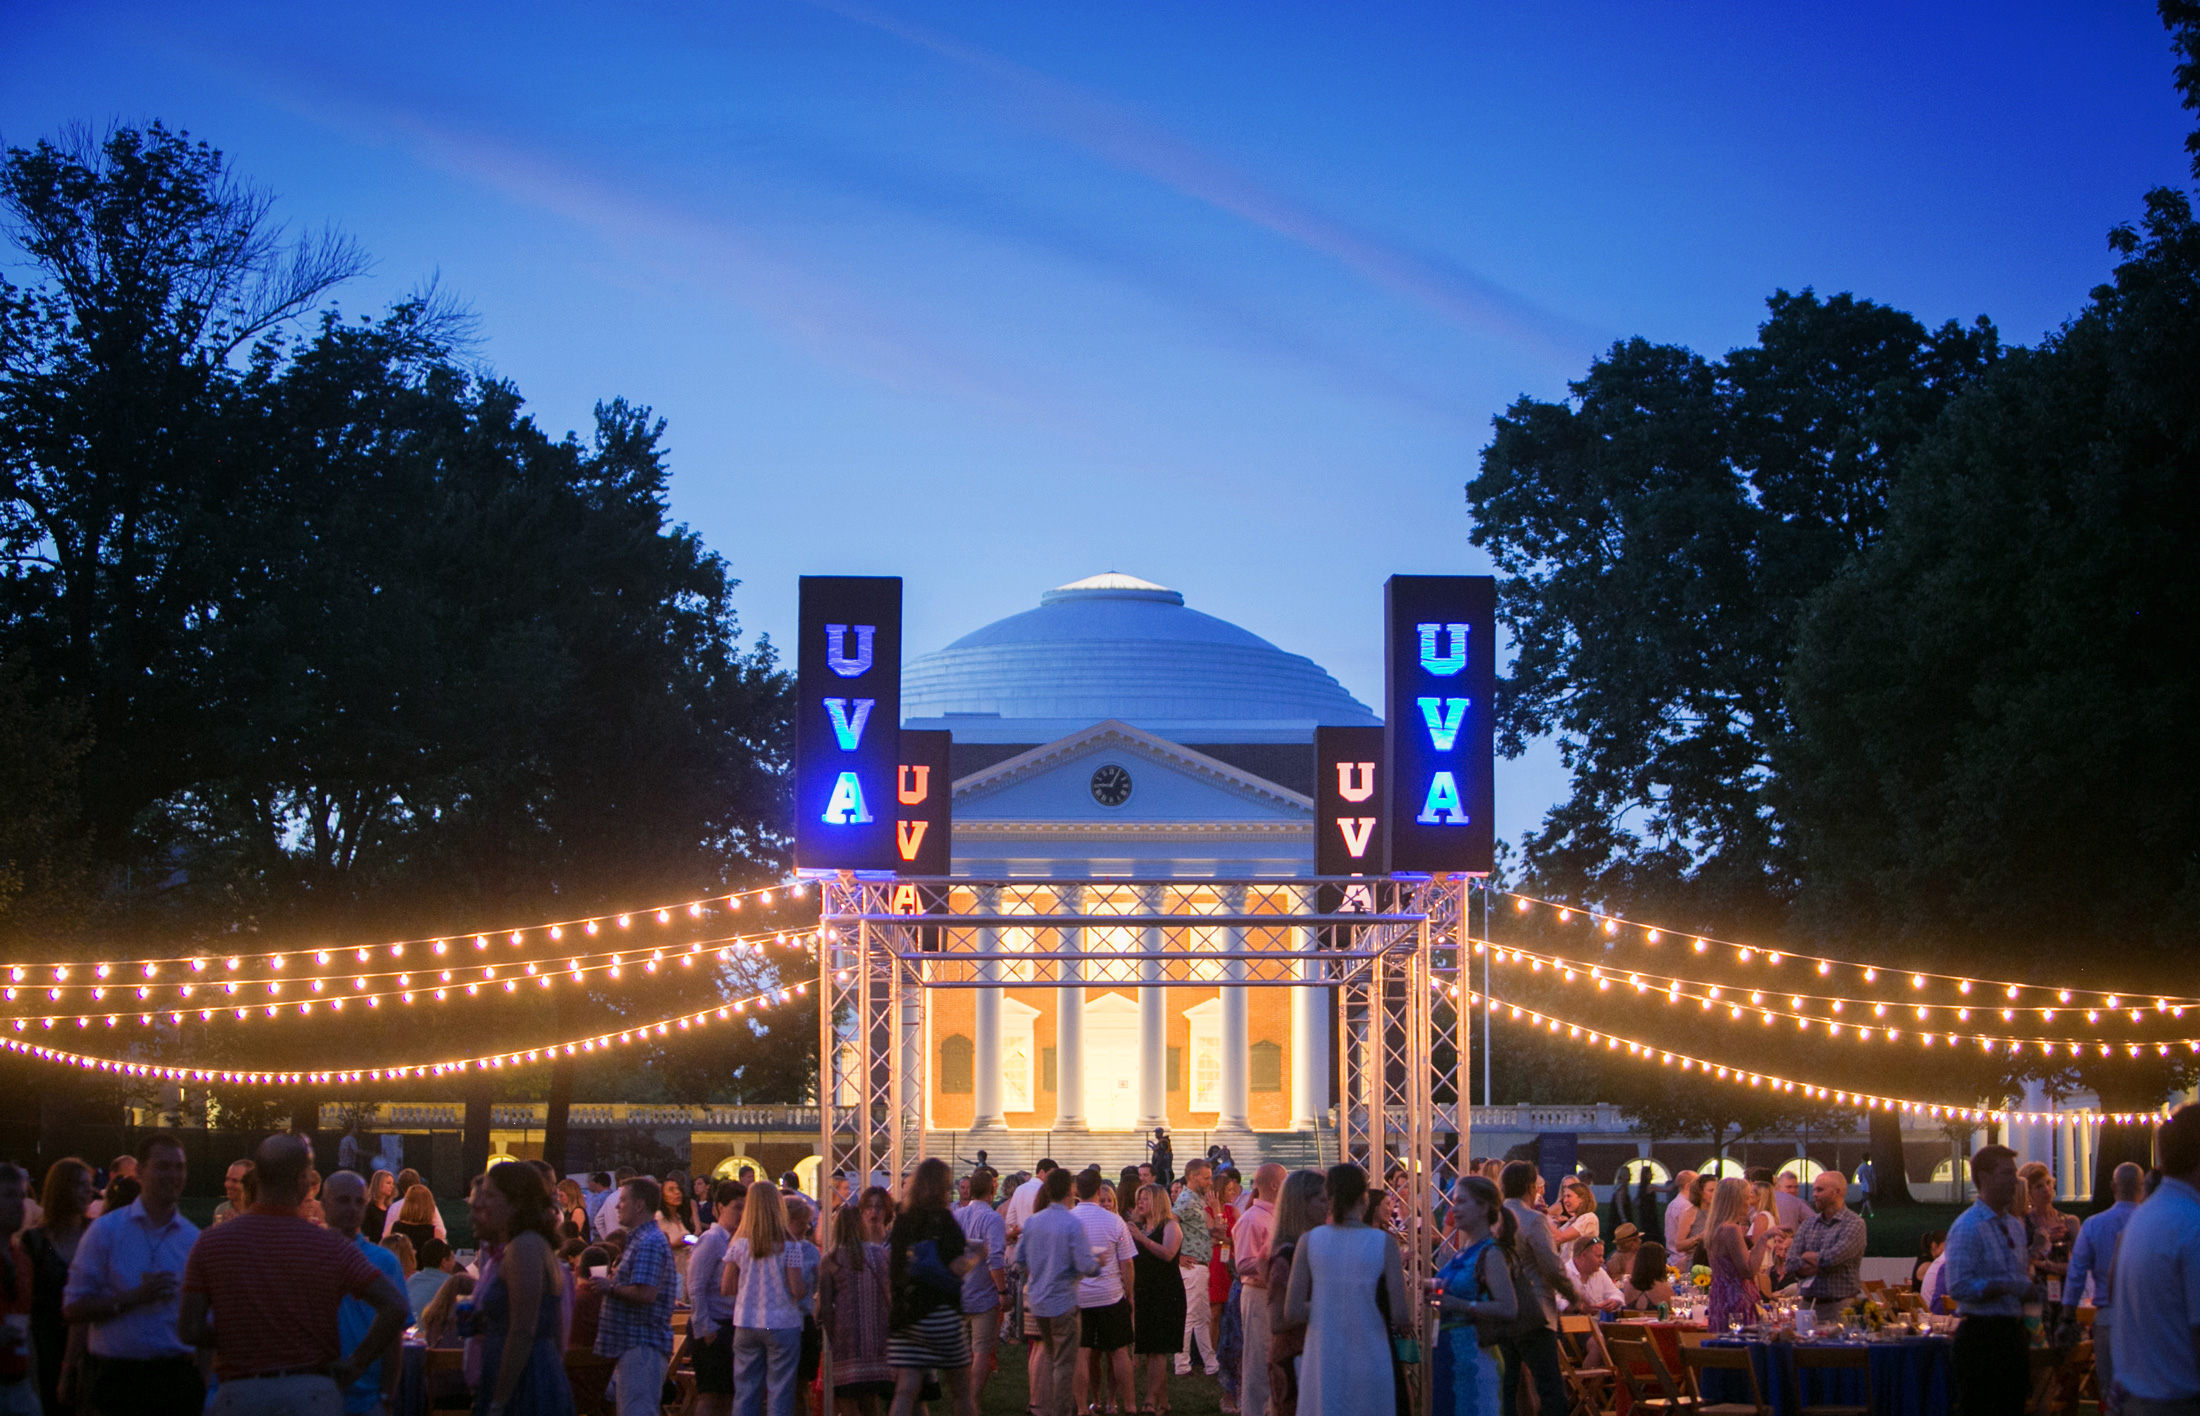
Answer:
[{"left": 908, "top": 574, "right": 1372, "bottom": 1153}]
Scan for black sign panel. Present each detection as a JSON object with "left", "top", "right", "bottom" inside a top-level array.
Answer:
[
  {"left": 795, "top": 576, "right": 902, "bottom": 873},
  {"left": 1315, "top": 725, "right": 1387, "bottom": 877},
  {"left": 1383, "top": 575, "right": 1495, "bottom": 875},
  {"left": 893, "top": 729, "right": 952, "bottom": 876}
]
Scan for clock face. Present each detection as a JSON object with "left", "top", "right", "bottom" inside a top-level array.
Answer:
[{"left": 1089, "top": 763, "right": 1134, "bottom": 807}]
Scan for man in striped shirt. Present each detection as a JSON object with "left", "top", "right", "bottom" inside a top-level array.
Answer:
[
  {"left": 1943, "top": 1144, "right": 2037, "bottom": 1416},
  {"left": 178, "top": 1133, "right": 409, "bottom": 1416}
]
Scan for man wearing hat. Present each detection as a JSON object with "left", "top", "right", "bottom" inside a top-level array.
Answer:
[{"left": 1603, "top": 1223, "right": 1643, "bottom": 1284}]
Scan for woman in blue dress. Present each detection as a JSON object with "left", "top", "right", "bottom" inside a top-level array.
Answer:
[
  {"left": 473, "top": 1161, "right": 576, "bottom": 1416},
  {"left": 1430, "top": 1175, "right": 1515, "bottom": 1416}
]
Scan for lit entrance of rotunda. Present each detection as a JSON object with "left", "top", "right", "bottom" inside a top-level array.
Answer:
[{"left": 1084, "top": 991, "right": 1141, "bottom": 1130}]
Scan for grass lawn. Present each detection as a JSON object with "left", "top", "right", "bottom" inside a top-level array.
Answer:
[{"left": 973, "top": 1342, "right": 1238, "bottom": 1416}]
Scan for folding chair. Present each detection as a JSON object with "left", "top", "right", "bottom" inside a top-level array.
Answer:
[
  {"left": 1558, "top": 1314, "right": 1616, "bottom": 1416},
  {"left": 423, "top": 1348, "right": 472, "bottom": 1414},
  {"left": 2052, "top": 1341, "right": 2094, "bottom": 1416},
  {"left": 1679, "top": 1345, "right": 1771, "bottom": 1416},
  {"left": 565, "top": 1348, "right": 619, "bottom": 1416},
  {"left": 1790, "top": 1343, "right": 1871, "bottom": 1416},
  {"left": 2025, "top": 1346, "right": 2065, "bottom": 1416},
  {"left": 1605, "top": 1330, "right": 1698, "bottom": 1416}
]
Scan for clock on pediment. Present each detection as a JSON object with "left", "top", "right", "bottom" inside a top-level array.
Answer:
[{"left": 1089, "top": 763, "right": 1134, "bottom": 807}]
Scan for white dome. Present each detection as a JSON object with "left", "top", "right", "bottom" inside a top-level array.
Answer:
[{"left": 902, "top": 575, "right": 1376, "bottom": 729}]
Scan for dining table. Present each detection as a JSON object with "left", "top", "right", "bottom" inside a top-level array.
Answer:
[{"left": 1698, "top": 1333, "right": 1954, "bottom": 1416}]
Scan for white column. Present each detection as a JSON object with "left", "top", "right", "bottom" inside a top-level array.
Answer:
[
  {"left": 1217, "top": 884, "right": 1252, "bottom": 1135},
  {"left": 1136, "top": 883, "right": 1168, "bottom": 1132},
  {"left": 1055, "top": 883, "right": 1088, "bottom": 1132},
  {"left": 970, "top": 884, "right": 1005, "bottom": 1133},
  {"left": 1290, "top": 884, "right": 1327, "bottom": 1132}
]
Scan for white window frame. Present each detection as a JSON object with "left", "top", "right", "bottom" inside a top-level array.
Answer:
[
  {"left": 1001, "top": 998, "right": 1040, "bottom": 1114},
  {"left": 1185, "top": 998, "right": 1222, "bottom": 1113}
]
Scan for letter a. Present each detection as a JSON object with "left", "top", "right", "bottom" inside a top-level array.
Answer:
[
  {"left": 897, "top": 765, "right": 930, "bottom": 806},
  {"left": 896, "top": 819, "right": 929, "bottom": 861},
  {"left": 825, "top": 624, "right": 875, "bottom": 678},
  {"left": 1415, "top": 771, "right": 1468, "bottom": 825},
  {"left": 1416, "top": 697, "right": 1470, "bottom": 752},
  {"left": 890, "top": 883, "right": 920, "bottom": 914},
  {"left": 1417, "top": 622, "right": 1469, "bottom": 677},
  {"left": 1336, "top": 761, "right": 1376, "bottom": 803},
  {"left": 824, "top": 698, "right": 873, "bottom": 751},
  {"left": 1338, "top": 817, "right": 1377, "bottom": 858},
  {"left": 822, "top": 772, "right": 873, "bottom": 825}
]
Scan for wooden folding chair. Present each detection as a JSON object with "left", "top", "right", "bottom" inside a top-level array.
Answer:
[
  {"left": 2050, "top": 1341, "right": 2093, "bottom": 1416},
  {"left": 2025, "top": 1346, "right": 2065, "bottom": 1416},
  {"left": 565, "top": 1348, "right": 619, "bottom": 1416},
  {"left": 1558, "top": 1314, "right": 1617, "bottom": 1416},
  {"left": 423, "top": 1348, "right": 472, "bottom": 1413},
  {"left": 1605, "top": 1330, "right": 1698, "bottom": 1416},
  {"left": 1790, "top": 1343, "right": 1871, "bottom": 1416},
  {"left": 1679, "top": 1345, "right": 1771, "bottom": 1416}
]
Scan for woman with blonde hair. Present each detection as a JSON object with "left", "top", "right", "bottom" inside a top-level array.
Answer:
[
  {"left": 1702, "top": 1177, "right": 1777, "bottom": 1332},
  {"left": 722, "top": 1179, "right": 813, "bottom": 1416},
  {"left": 556, "top": 1178, "right": 589, "bottom": 1236},
  {"left": 390, "top": 1183, "right": 441, "bottom": 1251},
  {"left": 364, "top": 1168, "right": 400, "bottom": 1240},
  {"left": 382, "top": 1230, "right": 418, "bottom": 1278},
  {"left": 1264, "top": 1170, "right": 1327, "bottom": 1416}
]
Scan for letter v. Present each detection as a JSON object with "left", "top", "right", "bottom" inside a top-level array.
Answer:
[{"left": 824, "top": 698, "right": 873, "bottom": 751}]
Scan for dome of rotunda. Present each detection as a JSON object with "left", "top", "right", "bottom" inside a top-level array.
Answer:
[{"left": 901, "top": 574, "right": 1378, "bottom": 727}]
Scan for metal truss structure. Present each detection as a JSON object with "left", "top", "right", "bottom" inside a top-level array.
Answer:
[{"left": 816, "top": 873, "right": 1474, "bottom": 1368}]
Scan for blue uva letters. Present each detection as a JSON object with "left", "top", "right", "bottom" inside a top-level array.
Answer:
[
  {"left": 823, "top": 772, "right": 874, "bottom": 824},
  {"left": 1416, "top": 772, "right": 1468, "bottom": 825},
  {"left": 1417, "top": 622, "right": 1469, "bottom": 677},
  {"left": 825, "top": 624, "right": 876, "bottom": 677},
  {"left": 1415, "top": 697, "right": 1470, "bottom": 752},
  {"left": 824, "top": 698, "right": 874, "bottom": 751}
]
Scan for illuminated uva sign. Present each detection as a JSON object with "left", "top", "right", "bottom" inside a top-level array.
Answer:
[
  {"left": 1383, "top": 575, "right": 1495, "bottom": 875},
  {"left": 795, "top": 576, "right": 902, "bottom": 873},
  {"left": 894, "top": 728, "right": 952, "bottom": 877},
  {"left": 1315, "top": 725, "right": 1387, "bottom": 877}
]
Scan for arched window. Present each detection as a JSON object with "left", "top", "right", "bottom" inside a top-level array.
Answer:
[{"left": 939, "top": 1033, "right": 974, "bottom": 1095}]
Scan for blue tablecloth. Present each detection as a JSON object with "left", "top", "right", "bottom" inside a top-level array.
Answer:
[{"left": 1699, "top": 1336, "right": 1952, "bottom": 1416}]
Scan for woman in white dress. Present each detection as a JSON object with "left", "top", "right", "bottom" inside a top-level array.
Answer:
[{"left": 1283, "top": 1164, "right": 1408, "bottom": 1416}]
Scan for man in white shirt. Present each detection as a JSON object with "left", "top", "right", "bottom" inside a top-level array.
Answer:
[
  {"left": 1557, "top": 1237, "right": 1624, "bottom": 1313},
  {"left": 1663, "top": 1170, "right": 1699, "bottom": 1254},
  {"left": 1003, "top": 1159, "right": 1058, "bottom": 1243},
  {"left": 61, "top": 1133, "right": 202, "bottom": 1415},
  {"left": 1070, "top": 1170, "right": 1138, "bottom": 1414}
]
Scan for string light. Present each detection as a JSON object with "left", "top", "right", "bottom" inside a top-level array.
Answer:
[
  {"left": 0, "top": 979, "right": 815, "bottom": 1087},
  {"left": 0, "top": 880, "right": 811, "bottom": 978},
  {"left": 1473, "top": 938, "right": 2195, "bottom": 1052},
  {"left": 1471, "top": 988, "right": 2173, "bottom": 1126},
  {"left": 3, "top": 928, "right": 819, "bottom": 1031},
  {"left": 1498, "top": 887, "right": 2195, "bottom": 1006}
]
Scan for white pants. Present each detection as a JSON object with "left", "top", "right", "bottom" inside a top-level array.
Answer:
[
  {"left": 1179, "top": 1264, "right": 1216, "bottom": 1374},
  {"left": 212, "top": 1374, "right": 343, "bottom": 1416},
  {"left": 1239, "top": 1284, "right": 1272, "bottom": 1416},
  {"left": 613, "top": 1345, "right": 670, "bottom": 1416}
]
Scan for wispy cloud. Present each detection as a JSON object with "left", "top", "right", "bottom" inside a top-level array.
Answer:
[{"left": 805, "top": 0, "right": 1603, "bottom": 367}]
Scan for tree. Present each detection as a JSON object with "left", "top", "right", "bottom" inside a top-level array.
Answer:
[{"left": 1467, "top": 293, "right": 1997, "bottom": 931}]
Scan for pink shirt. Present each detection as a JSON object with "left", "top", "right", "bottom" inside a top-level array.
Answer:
[{"left": 1232, "top": 1199, "right": 1276, "bottom": 1288}]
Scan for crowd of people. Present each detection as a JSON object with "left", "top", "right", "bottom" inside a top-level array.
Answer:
[{"left": 0, "top": 1104, "right": 2191, "bottom": 1416}]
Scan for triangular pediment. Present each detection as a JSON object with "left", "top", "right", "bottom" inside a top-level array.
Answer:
[{"left": 952, "top": 720, "right": 1312, "bottom": 823}]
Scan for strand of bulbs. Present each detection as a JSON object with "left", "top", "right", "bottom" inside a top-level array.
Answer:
[
  {"left": 0, "top": 978, "right": 822, "bottom": 1088},
  {"left": 1466, "top": 985, "right": 2175, "bottom": 1127},
  {"left": 1493, "top": 888, "right": 2199, "bottom": 1008},
  {"left": 1469, "top": 939, "right": 2194, "bottom": 1056},
  {"left": 2, "top": 928, "right": 810, "bottom": 1032},
  {"left": 8, "top": 888, "right": 814, "bottom": 994}
]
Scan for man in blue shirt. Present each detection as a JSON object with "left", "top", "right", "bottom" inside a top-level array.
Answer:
[
  {"left": 325, "top": 1170, "right": 407, "bottom": 1416},
  {"left": 955, "top": 1169, "right": 1009, "bottom": 1409},
  {"left": 1014, "top": 1169, "right": 1100, "bottom": 1416},
  {"left": 1944, "top": 1143, "right": 2036, "bottom": 1416},
  {"left": 2110, "top": 1106, "right": 2200, "bottom": 1416},
  {"left": 2067, "top": 1161, "right": 2143, "bottom": 1400},
  {"left": 597, "top": 1178, "right": 677, "bottom": 1416}
]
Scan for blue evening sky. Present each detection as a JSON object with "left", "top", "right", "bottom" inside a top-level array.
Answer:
[{"left": 3, "top": 1, "right": 2188, "bottom": 845}]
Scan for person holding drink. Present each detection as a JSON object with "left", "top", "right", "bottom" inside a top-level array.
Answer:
[{"left": 1430, "top": 1175, "right": 1516, "bottom": 1416}]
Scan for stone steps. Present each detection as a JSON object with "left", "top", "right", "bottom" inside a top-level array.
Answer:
[{"left": 920, "top": 1128, "right": 1333, "bottom": 1179}]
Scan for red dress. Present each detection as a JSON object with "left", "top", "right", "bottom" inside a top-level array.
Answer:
[{"left": 1210, "top": 1204, "right": 1238, "bottom": 1304}]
